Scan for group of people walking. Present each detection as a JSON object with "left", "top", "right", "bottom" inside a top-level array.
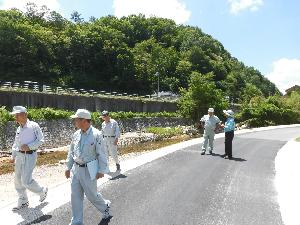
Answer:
[
  {"left": 10, "top": 106, "right": 121, "bottom": 224},
  {"left": 200, "top": 107, "right": 235, "bottom": 159},
  {"left": 9, "top": 105, "right": 235, "bottom": 224}
]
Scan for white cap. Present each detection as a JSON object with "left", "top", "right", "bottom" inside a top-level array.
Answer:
[
  {"left": 10, "top": 106, "right": 27, "bottom": 115},
  {"left": 208, "top": 108, "right": 214, "bottom": 113},
  {"left": 70, "top": 109, "right": 91, "bottom": 119},
  {"left": 223, "top": 109, "right": 234, "bottom": 117}
]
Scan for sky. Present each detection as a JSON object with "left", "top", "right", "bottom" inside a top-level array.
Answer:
[{"left": 0, "top": 0, "right": 299, "bottom": 93}]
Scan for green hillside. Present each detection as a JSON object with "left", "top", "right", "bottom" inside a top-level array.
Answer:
[{"left": 0, "top": 3, "right": 279, "bottom": 101}]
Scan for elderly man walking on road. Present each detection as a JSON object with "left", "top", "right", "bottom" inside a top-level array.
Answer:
[
  {"left": 65, "top": 109, "right": 112, "bottom": 224},
  {"left": 200, "top": 108, "right": 221, "bottom": 155},
  {"left": 100, "top": 110, "right": 121, "bottom": 171},
  {"left": 10, "top": 106, "right": 48, "bottom": 211}
]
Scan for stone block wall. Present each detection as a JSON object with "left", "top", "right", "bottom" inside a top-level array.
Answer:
[{"left": 0, "top": 118, "right": 191, "bottom": 152}]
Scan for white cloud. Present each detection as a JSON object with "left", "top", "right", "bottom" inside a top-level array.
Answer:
[
  {"left": 266, "top": 58, "right": 300, "bottom": 94},
  {"left": 113, "top": 0, "right": 191, "bottom": 24},
  {"left": 0, "top": 0, "right": 60, "bottom": 12},
  {"left": 228, "top": 0, "right": 263, "bottom": 14}
]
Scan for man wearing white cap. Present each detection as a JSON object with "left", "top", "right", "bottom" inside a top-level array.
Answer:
[
  {"left": 10, "top": 106, "right": 48, "bottom": 211},
  {"left": 100, "top": 110, "right": 121, "bottom": 171},
  {"left": 65, "top": 109, "right": 112, "bottom": 224},
  {"left": 200, "top": 108, "right": 221, "bottom": 155},
  {"left": 221, "top": 109, "right": 235, "bottom": 159}
]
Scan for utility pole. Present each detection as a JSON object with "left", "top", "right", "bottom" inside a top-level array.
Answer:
[{"left": 155, "top": 72, "right": 159, "bottom": 98}]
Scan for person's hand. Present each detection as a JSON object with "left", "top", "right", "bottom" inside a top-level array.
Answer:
[
  {"left": 9, "top": 158, "right": 15, "bottom": 164},
  {"left": 114, "top": 138, "right": 118, "bottom": 146},
  {"left": 65, "top": 170, "right": 70, "bottom": 179},
  {"left": 96, "top": 173, "right": 104, "bottom": 179},
  {"left": 21, "top": 144, "right": 30, "bottom": 152}
]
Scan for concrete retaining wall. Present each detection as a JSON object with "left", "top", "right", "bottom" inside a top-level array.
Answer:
[{"left": 0, "top": 91, "right": 177, "bottom": 112}]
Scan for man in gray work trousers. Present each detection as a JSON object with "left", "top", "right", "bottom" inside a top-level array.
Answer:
[
  {"left": 10, "top": 106, "right": 48, "bottom": 211},
  {"left": 100, "top": 110, "right": 121, "bottom": 171},
  {"left": 65, "top": 109, "right": 112, "bottom": 224}
]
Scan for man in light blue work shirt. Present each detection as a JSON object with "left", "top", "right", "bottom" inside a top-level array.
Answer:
[
  {"left": 200, "top": 108, "right": 221, "bottom": 155},
  {"left": 221, "top": 109, "right": 235, "bottom": 159},
  {"left": 65, "top": 109, "right": 111, "bottom": 224},
  {"left": 10, "top": 106, "right": 48, "bottom": 211}
]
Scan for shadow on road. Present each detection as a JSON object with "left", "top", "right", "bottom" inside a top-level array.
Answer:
[
  {"left": 110, "top": 173, "right": 127, "bottom": 180},
  {"left": 211, "top": 153, "right": 247, "bottom": 162},
  {"left": 14, "top": 202, "right": 52, "bottom": 225},
  {"left": 228, "top": 157, "right": 247, "bottom": 162},
  {"left": 98, "top": 215, "right": 113, "bottom": 225}
]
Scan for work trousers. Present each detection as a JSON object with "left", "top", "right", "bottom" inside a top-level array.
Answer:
[
  {"left": 225, "top": 131, "right": 234, "bottom": 157},
  {"left": 202, "top": 129, "right": 215, "bottom": 152},
  {"left": 14, "top": 151, "right": 44, "bottom": 205},
  {"left": 70, "top": 165, "right": 109, "bottom": 225},
  {"left": 102, "top": 138, "right": 119, "bottom": 164}
]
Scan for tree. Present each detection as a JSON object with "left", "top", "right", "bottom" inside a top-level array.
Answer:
[
  {"left": 70, "top": 11, "right": 84, "bottom": 23},
  {"left": 178, "top": 72, "right": 228, "bottom": 121}
]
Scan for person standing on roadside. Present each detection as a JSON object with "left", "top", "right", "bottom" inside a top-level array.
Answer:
[
  {"left": 10, "top": 106, "right": 48, "bottom": 211},
  {"left": 100, "top": 110, "right": 121, "bottom": 171},
  {"left": 221, "top": 109, "right": 235, "bottom": 159},
  {"left": 200, "top": 108, "right": 221, "bottom": 155},
  {"left": 65, "top": 109, "right": 111, "bottom": 224}
]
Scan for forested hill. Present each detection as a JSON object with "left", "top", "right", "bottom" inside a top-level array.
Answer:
[{"left": 0, "top": 5, "right": 279, "bottom": 101}]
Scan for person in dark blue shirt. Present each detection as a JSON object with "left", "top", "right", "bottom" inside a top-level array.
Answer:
[{"left": 221, "top": 110, "right": 235, "bottom": 159}]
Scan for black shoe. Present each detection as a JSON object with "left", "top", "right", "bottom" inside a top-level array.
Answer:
[
  {"left": 201, "top": 151, "right": 205, "bottom": 155},
  {"left": 116, "top": 164, "right": 121, "bottom": 171},
  {"left": 12, "top": 202, "right": 29, "bottom": 211}
]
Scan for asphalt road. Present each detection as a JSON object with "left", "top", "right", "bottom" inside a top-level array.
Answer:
[{"left": 30, "top": 127, "right": 300, "bottom": 225}]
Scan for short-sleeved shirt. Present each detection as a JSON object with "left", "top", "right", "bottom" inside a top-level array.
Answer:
[{"left": 200, "top": 115, "right": 220, "bottom": 131}]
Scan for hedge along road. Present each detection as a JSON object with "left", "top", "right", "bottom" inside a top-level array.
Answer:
[{"left": 2, "top": 125, "right": 300, "bottom": 225}]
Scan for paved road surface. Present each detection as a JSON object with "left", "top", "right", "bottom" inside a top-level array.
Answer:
[{"left": 21, "top": 127, "right": 300, "bottom": 225}]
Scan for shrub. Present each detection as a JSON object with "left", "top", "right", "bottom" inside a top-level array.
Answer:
[{"left": 145, "top": 126, "right": 183, "bottom": 138}]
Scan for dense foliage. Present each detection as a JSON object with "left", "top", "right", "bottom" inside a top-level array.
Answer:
[
  {"left": 236, "top": 94, "right": 300, "bottom": 127},
  {"left": 0, "top": 4, "right": 278, "bottom": 99},
  {"left": 145, "top": 126, "right": 183, "bottom": 138},
  {"left": 0, "top": 107, "right": 180, "bottom": 125}
]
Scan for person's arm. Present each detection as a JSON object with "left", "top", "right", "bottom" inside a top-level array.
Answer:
[
  {"left": 114, "top": 121, "right": 121, "bottom": 145},
  {"left": 65, "top": 134, "right": 75, "bottom": 178},
  {"left": 200, "top": 116, "right": 205, "bottom": 127},
  {"left": 215, "top": 117, "right": 221, "bottom": 132},
  {"left": 96, "top": 133, "right": 109, "bottom": 176},
  {"left": 10, "top": 129, "right": 20, "bottom": 163},
  {"left": 27, "top": 123, "right": 44, "bottom": 150}
]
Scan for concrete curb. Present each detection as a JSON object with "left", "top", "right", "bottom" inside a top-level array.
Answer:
[{"left": 275, "top": 139, "right": 300, "bottom": 225}]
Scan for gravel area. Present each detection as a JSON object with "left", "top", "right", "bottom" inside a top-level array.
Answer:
[
  {"left": 0, "top": 151, "right": 152, "bottom": 209},
  {"left": 0, "top": 130, "right": 194, "bottom": 209}
]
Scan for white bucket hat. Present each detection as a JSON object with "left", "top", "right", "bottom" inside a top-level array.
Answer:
[
  {"left": 223, "top": 109, "right": 234, "bottom": 117},
  {"left": 10, "top": 106, "right": 27, "bottom": 115},
  {"left": 70, "top": 109, "right": 91, "bottom": 119},
  {"left": 208, "top": 108, "right": 214, "bottom": 113}
]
